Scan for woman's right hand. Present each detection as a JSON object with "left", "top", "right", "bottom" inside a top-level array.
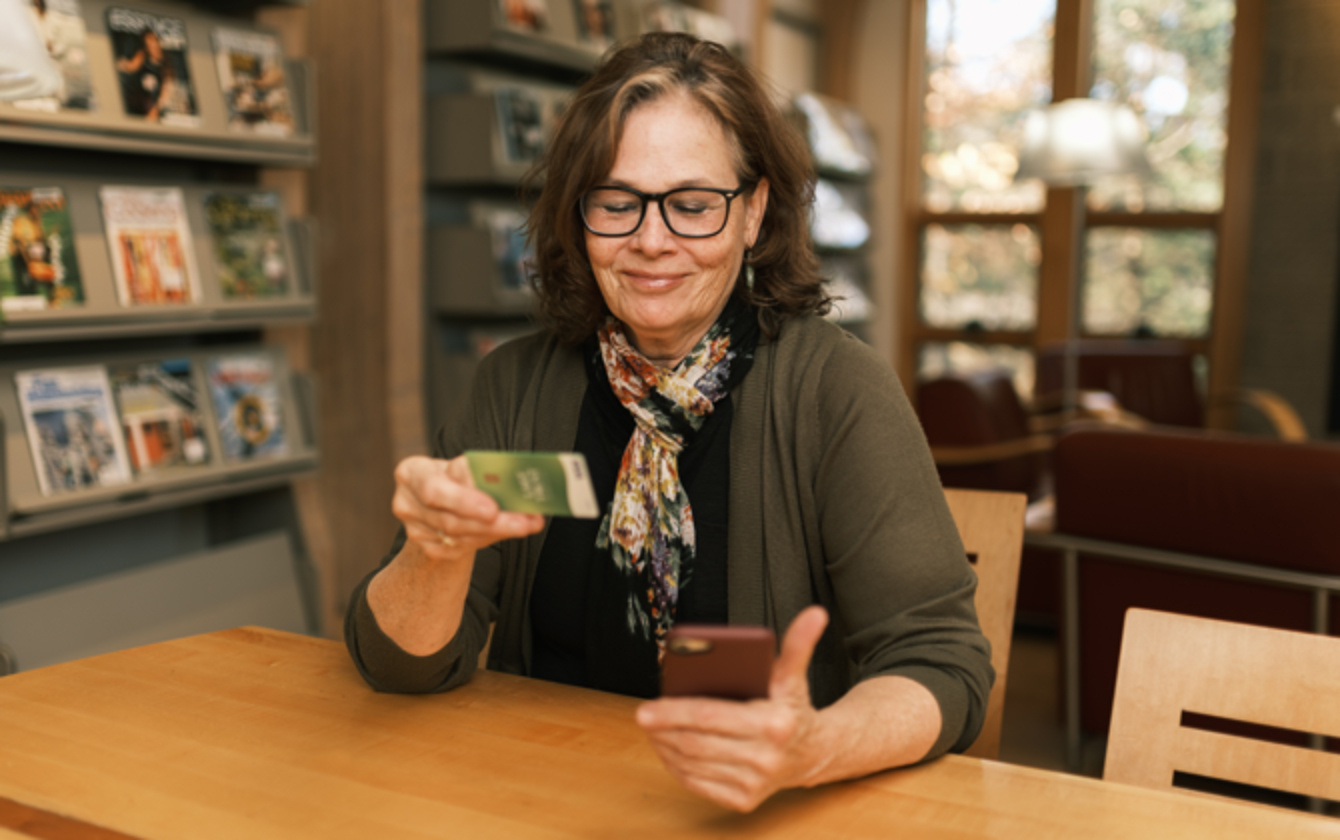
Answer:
[
  {"left": 368, "top": 455, "right": 545, "bottom": 656},
  {"left": 392, "top": 454, "right": 546, "bottom": 561}
]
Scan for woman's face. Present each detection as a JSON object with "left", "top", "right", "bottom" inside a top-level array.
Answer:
[{"left": 585, "top": 91, "right": 768, "bottom": 365}]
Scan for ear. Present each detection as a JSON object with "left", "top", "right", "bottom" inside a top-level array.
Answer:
[{"left": 744, "top": 177, "right": 770, "bottom": 248}]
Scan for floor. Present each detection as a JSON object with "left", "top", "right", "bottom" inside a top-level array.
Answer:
[{"left": 995, "top": 627, "right": 1106, "bottom": 777}]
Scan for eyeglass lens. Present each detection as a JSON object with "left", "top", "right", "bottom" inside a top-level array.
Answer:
[{"left": 582, "top": 188, "right": 732, "bottom": 237}]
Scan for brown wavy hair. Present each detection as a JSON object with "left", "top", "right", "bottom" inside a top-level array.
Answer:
[{"left": 524, "top": 31, "right": 828, "bottom": 345}]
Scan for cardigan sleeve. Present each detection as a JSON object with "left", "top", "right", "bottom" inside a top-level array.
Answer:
[
  {"left": 342, "top": 341, "right": 527, "bottom": 693},
  {"left": 811, "top": 335, "right": 994, "bottom": 758}
]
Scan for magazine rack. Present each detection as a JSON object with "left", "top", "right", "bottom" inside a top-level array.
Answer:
[
  {"left": 426, "top": 63, "right": 577, "bottom": 187},
  {"left": 0, "top": 344, "right": 317, "bottom": 541},
  {"left": 428, "top": 198, "right": 534, "bottom": 316},
  {"left": 0, "top": 0, "right": 323, "bottom": 668},
  {"left": 0, "top": 172, "right": 316, "bottom": 342},
  {"left": 0, "top": 0, "right": 316, "bottom": 167},
  {"left": 426, "top": 0, "right": 610, "bottom": 74},
  {"left": 792, "top": 92, "right": 879, "bottom": 337}
]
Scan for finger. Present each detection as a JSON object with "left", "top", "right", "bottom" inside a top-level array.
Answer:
[
  {"left": 396, "top": 456, "right": 500, "bottom": 522},
  {"left": 646, "top": 739, "right": 766, "bottom": 811},
  {"left": 770, "top": 605, "right": 828, "bottom": 700},
  {"left": 638, "top": 697, "right": 772, "bottom": 738},
  {"left": 654, "top": 752, "right": 767, "bottom": 814}
]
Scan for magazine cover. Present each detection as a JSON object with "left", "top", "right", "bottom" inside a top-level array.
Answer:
[
  {"left": 497, "top": 0, "right": 548, "bottom": 32},
  {"left": 573, "top": 0, "right": 615, "bottom": 49},
  {"left": 16, "top": 365, "right": 133, "bottom": 496},
  {"left": 12, "top": 0, "right": 96, "bottom": 112},
  {"left": 484, "top": 207, "right": 531, "bottom": 293},
  {"left": 109, "top": 358, "right": 210, "bottom": 473},
  {"left": 211, "top": 27, "right": 295, "bottom": 137},
  {"left": 99, "top": 186, "right": 201, "bottom": 306},
  {"left": 106, "top": 6, "right": 199, "bottom": 126},
  {"left": 206, "top": 354, "right": 288, "bottom": 462},
  {"left": 0, "top": 186, "right": 85, "bottom": 313},
  {"left": 495, "top": 88, "right": 546, "bottom": 164},
  {"left": 811, "top": 179, "right": 870, "bottom": 250},
  {"left": 794, "top": 92, "right": 876, "bottom": 177},
  {"left": 203, "top": 191, "right": 291, "bottom": 299}
]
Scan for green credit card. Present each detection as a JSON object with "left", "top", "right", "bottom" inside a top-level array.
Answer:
[{"left": 465, "top": 450, "right": 601, "bottom": 519}]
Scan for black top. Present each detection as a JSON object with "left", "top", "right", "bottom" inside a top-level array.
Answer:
[{"left": 529, "top": 338, "right": 730, "bottom": 697}]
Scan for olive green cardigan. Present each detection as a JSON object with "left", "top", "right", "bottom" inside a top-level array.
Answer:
[{"left": 346, "top": 315, "right": 993, "bottom": 758}]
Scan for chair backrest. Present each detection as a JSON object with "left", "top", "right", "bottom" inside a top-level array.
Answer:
[
  {"left": 1036, "top": 340, "right": 1203, "bottom": 427},
  {"left": 1105, "top": 608, "right": 1340, "bottom": 802},
  {"left": 944, "top": 487, "right": 1027, "bottom": 760},
  {"left": 918, "top": 370, "right": 1048, "bottom": 500}
]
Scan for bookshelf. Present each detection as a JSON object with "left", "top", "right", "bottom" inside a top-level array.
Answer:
[{"left": 0, "top": 0, "right": 320, "bottom": 674}]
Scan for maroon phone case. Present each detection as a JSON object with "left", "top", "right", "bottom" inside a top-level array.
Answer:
[{"left": 660, "top": 624, "right": 776, "bottom": 701}]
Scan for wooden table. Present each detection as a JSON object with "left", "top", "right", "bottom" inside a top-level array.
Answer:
[{"left": 0, "top": 628, "right": 1336, "bottom": 839}]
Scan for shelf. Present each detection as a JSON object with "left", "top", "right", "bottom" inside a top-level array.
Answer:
[
  {"left": 0, "top": 0, "right": 316, "bottom": 167},
  {"left": 426, "top": 65, "right": 575, "bottom": 187},
  {"left": 0, "top": 345, "right": 318, "bottom": 540},
  {"left": 427, "top": 200, "right": 535, "bottom": 317},
  {"left": 426, "top": 0, "right": 604, "bottom": 76},
  {"left": 0, "top": 174, "right": 318, "bottom": 343}
]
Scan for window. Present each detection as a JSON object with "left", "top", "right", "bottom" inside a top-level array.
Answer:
[{"left": 904, "top": 0, "right": 1255, "bottom": 422}]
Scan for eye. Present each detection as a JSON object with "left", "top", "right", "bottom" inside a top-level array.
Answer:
[{"left": 669, "top": 197, "right": 711, "bottom": 215}]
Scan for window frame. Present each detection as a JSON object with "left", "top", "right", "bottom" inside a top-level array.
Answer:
[{"left": 899, "top": 0, "right": 1265, "bottom": 429}]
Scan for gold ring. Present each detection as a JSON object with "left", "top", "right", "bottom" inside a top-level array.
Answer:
[{"left": 437, "top": 530, "right": 458, "bottom": 548}]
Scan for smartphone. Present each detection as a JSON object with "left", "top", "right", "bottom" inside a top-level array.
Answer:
[{"left": 660, "top": 624, "right": 776, "bottom": 701}]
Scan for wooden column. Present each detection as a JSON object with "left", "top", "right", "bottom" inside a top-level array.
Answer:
[
  {"left": 297, "top": 0, "right": 426, "bottom": 636},
  {"left": 1206, "top": 0, "right": 1265, "bottom": 429}
]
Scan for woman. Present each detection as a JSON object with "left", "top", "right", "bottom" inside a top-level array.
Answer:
[{"left": 346, "top": 32, "right": 992, "bottom": 813}]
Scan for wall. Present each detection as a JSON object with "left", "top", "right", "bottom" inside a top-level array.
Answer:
[{"left": 1240, "top": 0, "right": 1340, "bottom": 438}]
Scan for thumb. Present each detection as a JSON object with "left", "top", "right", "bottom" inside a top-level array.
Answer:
[{"left": 770, "top": 605, "right": 829, "bottom": 700}]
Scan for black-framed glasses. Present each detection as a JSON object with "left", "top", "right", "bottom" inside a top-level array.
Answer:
[{"left": 579, "top": 185, "right": 749, "bottom": 238}]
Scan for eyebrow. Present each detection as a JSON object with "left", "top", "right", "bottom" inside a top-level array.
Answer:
[{"left": 601, "top": 177, "right": 722, "bottom": 191}]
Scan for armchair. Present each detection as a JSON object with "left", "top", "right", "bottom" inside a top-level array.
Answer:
[{"left": 1035, "top": 340, "right": 1307, "bottom": 440}]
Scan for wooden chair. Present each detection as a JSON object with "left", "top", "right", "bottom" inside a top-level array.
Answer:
[
  {"left": 1105, "top": 608, "right": 1340, "bottom": 803},
  {"left": 944, "top": 488, "right": 1027, "bottom": 760}
]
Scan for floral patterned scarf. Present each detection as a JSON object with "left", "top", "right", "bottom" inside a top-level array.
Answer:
[{"left": 595, "top": 299, "right": 757, "bottom": 664}]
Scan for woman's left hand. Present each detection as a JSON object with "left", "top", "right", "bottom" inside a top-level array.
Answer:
[{"left": 635, "top": 606, "right": 832, "bottom": 813}]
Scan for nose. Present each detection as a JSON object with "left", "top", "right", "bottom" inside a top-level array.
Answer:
[{"left": 630, "top": 199, "right": 676, "bottom": 255}]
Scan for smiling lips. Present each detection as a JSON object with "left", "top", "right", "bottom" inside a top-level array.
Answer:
[{"left": 622, "top": 269, "right": 690, "bottom": 290}]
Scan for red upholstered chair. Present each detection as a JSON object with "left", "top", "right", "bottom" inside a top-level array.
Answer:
[
  {"left": 915, "top": 369, "right": 1051, "bottom": 503},
  {"left": 1051, "top": 425, "right": 1340, "bottom": 740},
  {"left": 916, "top": 370, "right": 1061, "bottom": 626}
]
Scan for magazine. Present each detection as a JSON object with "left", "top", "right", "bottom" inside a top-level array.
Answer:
[
  {"left": 0, "top": 186, "right": 85, "bottom": 313},
  {"left": 495, "top": 88, "right": 546, "bottom": 164},
  {"left": 203, "top": 191, "right": 291, "bottom": 299},
  {"left": 573, "top": 0, "right": 615, "bottom": 49},
  {"left": 497, "top": 0, "right": 548, "bottom": 32},
  {"left": 16, "top": 365, "right": 133, "bottom": 496},
  {"left": 106, "top": 6, "right": 199, "bottom": 126},
  {"left": 109, "top": 358, "right": 210, "bottom": 473},
  {"left": 811, "top": 179, "right": 870, "bottom": 250},
  {"left": 211, "top": 27, "right": 295, "bottom": 137},
  {"left": 641, "top": 2, "right": 736, "bottom": 48},
  {"left": 793, "top": 92, "right": 876, "bottom": 177},
  {"left": 206, "top": 354, "right": 288, "bottom": 462},
  {"left": 483, "top": 207, "right": 531, "bottom": 293},
  {"left": 12, "top": 0, "right": 95, "bottom": 112},
  {"left": 99, "top": 186, "right": 201, "bottom": 306}
]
